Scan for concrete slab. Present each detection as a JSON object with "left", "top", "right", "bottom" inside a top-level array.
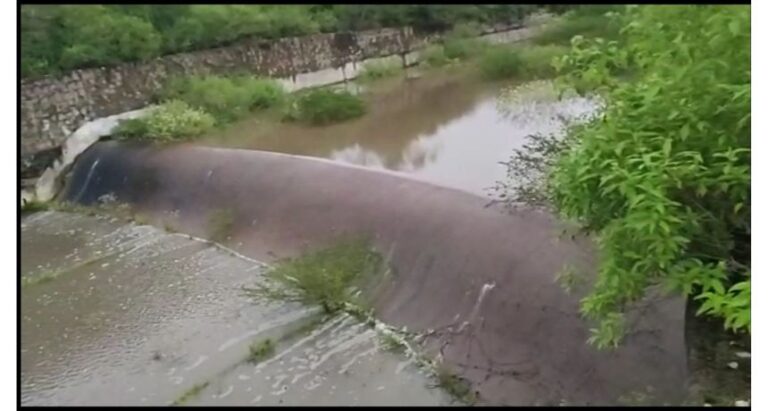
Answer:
[{"left": 21, "top": 211, "right": 446, "bottom": 406}]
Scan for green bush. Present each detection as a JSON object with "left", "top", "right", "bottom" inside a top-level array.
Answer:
[
  {"left": 358, "top": 60, "right": 402, "bottom": 82},
  {"left": 478, "top": 46, "right": 522, "bottom": 80},
  {"left": 441, "top": 24, "right": 486, "bottom": 61},
  {"left": 283, "top": 89, "right": 366, "bottom": 125},
  {"left": 113, "top": 100, "right": 215, "bottom": 141},
  {"left": 517, "top": 45, "right": 569, "bottom": 78},
  {"left": 532, "top": 6, "right": 623, "bottom": 46},
  {"left": 531, "top": 6, "right": 750, "bottom": 347},
  {"left": 447, "top": 22, "right": 483, "bottom": 39},
  {"left": 161, "top": 75, "right": 285, "bottom": 123},
  {"left": 55, "top": 6, "right": 162, "bottom": 71},
  {"left": 421, "top": 45, "right": 450, "bottom": 68},
  {"left": 235, "top": 76, "right": 287, "bottom": 109},
  {"left": 442, "top": 38, "right": 485, "bottom": 61},
  {"left": 21, "top": 200, "right": 49, "bottom": 214},
  {"left": 162, "top": 5, "right": 319, "bottom": 51},
  {"left": 475, "top": 44, "right": 568, "bottom": 81},
  {"left": 244, "top": 239, "right": 383, "bottom": 314}
]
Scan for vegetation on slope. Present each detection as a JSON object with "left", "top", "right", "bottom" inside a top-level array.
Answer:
[
  {"left": 500, "top": 5, "right": 751, "bottom": 347},
  {"left": 113, "top": 100, "right": 215, "bottom": 141},
  {"left": 243, "top": 239, "right": 382, "bottom": 314},
  {"left": 21, "top": 5, "right": 543, "bottom": 78}
]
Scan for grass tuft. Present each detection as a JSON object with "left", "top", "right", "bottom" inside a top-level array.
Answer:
[
  {"left": 248, "top": 338, "right": 276, "bottom": 363},
  {"left": 243, "top": 238, "right": 382, "bottom": 314},
  {"left": 172, "top": 382, "right": 210, "bottom": 406}
]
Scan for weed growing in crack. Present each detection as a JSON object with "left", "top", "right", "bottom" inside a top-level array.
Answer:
[
  {"left": 248, "top": 338, "right": 276, "bottom": 363},
  {"left": 172, "top": 382, "right": 209, "bottom": 406},
  {"left": 243, "top": 238, "right": 382, "bottom": 314},
  {"left": 207, "top": 208, "right": 235, "bottom": 243},
  {"left": 434, "top": 362, "right": 478, "bottom": 405}
]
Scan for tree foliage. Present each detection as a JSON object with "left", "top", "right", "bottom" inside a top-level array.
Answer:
[
  {"left": 537, "top": 5, "right": 750, "bottom": 347},
  {"left": 21, "top": 5, "right": 542, "bottom": 78}
]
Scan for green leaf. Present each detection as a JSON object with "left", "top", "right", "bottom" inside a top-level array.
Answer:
[
  {"left": 728, "top": 20, "right": 740, "bottom": 35},
  {"left": 680, "top": 124, "right": 690, "bottom": 141},
  {"left": 662, "top": 139, "right": 672, "bottom": 157}
]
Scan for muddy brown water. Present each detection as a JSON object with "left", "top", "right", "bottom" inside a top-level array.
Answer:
[{"left": 194, "top": 70, "right": 599, "bottom": 195}]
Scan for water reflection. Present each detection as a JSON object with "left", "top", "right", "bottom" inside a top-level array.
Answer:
[{"left": 196, "top": 72, "right": 600, "bottom": 195}]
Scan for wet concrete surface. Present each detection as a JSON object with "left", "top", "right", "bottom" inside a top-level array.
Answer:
[
  {"left": 21, "top": 211, "right": 451, "bottom": 406},
  {"left": 192, "top": 314, "right": 448, "bottom": 406},
  {"left": 60, "top": 142, "right": 688, "bottom": 405}
]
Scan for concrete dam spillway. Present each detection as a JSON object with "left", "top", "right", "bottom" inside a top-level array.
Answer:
[{"left": 25, "top": 140, "right": 690, "bottom": 405}]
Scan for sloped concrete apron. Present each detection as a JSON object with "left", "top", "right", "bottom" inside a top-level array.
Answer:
[
  {"left": 21, "top": 211, "right": 450, "bottom": 406},
  {"left": 59, "top": 142, "right": 689, "bottom": 405}
]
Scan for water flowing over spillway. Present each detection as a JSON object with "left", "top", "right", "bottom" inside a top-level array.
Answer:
[
  {"left": 23, "top": 74, "right": 685, "bottom": 406},
  {"left": 21, "top": 211, "right": 450, "bottom": 406},
  {"left": 29, "top": 141, "right": 689, "bottom": 405}
]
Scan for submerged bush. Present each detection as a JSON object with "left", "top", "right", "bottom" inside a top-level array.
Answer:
[
  {"left": 283, "top": 88, "right": 366, "bottom": 125},
  {"left": 476, "top": 44, "right": 568, "bottom": 81},
  {"left": 113, "top": 100, "right": 215, "bottom": 141},
  {"left": 358, "top": 60, "right": 402, "bottom": 82},
  {"left": 161, "top": 75, "right": 285, "bottom": 123},
  {"left": 421, "top": 45, "right": 450, "bottom": 68},
  {"left": 517, "top": 45, "right": 569, "bottom": 78},
  {"left": 478, "top": 46, "right": 522, "bottom": 80}
]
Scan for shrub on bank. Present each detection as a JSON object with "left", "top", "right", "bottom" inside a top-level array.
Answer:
[
  {"left": 532, "top": 6, "right": 623, "bottom": 46},
  {"left": 440, "top": 22, "right": 490, "bottom": 61},
  {"left": 517, "top": 45, "right": 569, "bottom": 78},
  {"left": 161, "top": 75, "right": 286, "bottom": 123},
  {"left": 358, "top": 61, "right": 403, "bottom": 82},
  {"left": 282, "top": 88, "right": 366, "bottom": 125},
  {"left": 478, "top": 46, "right": 522, "bottom": 80},
  {"left": 113, "top": 100, "right": 215, "bottom": 141},
  {"left": 421, "top": 45, "right": 450, "bottom": 68},
  {"left": 502, "top": 5, "right": 750, "bottom": 347},
  {"left": 442, "top": 38, "right": 486, "bottom": 61},
  {"left": 476, "top": 44, "right": 568, "bottom": 81},
  {"left": 235, "top": 76, "right": 288, "bottom": 110}
]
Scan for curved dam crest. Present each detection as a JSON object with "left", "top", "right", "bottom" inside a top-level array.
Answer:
[{"left": 57, "top": 141, "right": 689, "bottom": 405}]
